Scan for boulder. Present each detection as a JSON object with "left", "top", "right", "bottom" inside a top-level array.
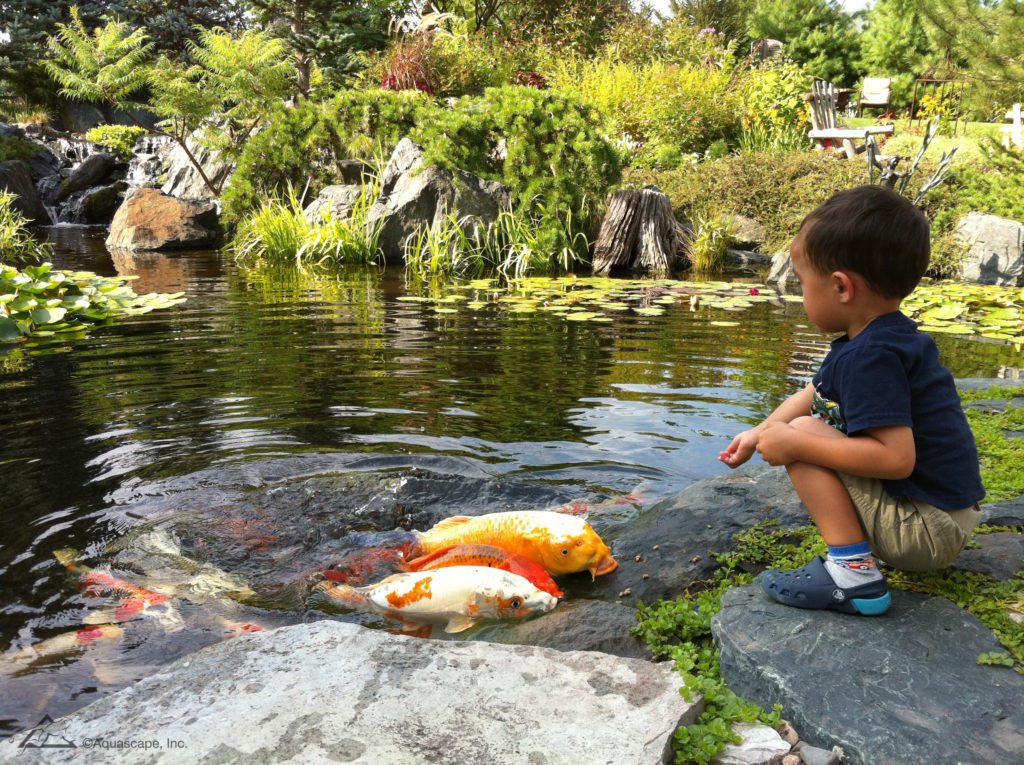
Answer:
[
  {"left": 0, "top": 620, "right": 703, "bottom": 765},
  {"left": 78, "top": 181, "right": 128, "bottom": 224},
  {"left": 367, "top": 138, "right": 511, "bottom": 263},
  {"left": 956, "top": 212, "right": 1024, "bottom": 286},
  {"left": 58, "top": 100, "right": 105, "bottom": 134},
  {"left": 160, "top": 134, "right": 233, "bottom": 201},
  {"left": 766, "top": 247, "right": 799, "bottom": 292},
  {"left": 106, "top": 188, "right": 218, "bottom": 251},
  {"left": 55, "top": 152, "right": 117, "bottom": 202},
  {"left": 723, "top": 213, "right": 766, "bottom": 249},
  {"left": 593, "top": 464, "right": 810, "bottom": 605},
  {"left": 724, "top": 248, "right": 772, "bottom": 273},
  {"left": 0, "top": 160, "right": 49, "bottom": 223},
  {"left": 713, "top": 586, "right": 1024, "bottom": 765},
  {"left": 304, "top": 184, "right": 362, "bottom": 223}
]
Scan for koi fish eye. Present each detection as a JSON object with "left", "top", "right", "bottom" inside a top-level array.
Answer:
[
  {"left": 510, "top": 597, "right": 522, "bottom": 608},
  {"left": 560, "top": 549, "right": 568, "bottom": 556}
]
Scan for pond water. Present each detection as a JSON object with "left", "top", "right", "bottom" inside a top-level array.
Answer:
[{"left": 2, "top": 227, "right": 1021, "bottom": 734}]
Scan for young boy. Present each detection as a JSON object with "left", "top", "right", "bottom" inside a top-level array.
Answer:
[{"left": 719, "top": 185, "right": 985, "bottom": 615}]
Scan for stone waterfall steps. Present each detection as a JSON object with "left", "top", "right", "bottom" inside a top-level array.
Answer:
[{"left": 0, "top": 620, "right": 702, "bottom": 765}]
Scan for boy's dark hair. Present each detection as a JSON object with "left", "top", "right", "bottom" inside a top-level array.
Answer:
[{"left": 797, "top": 185, "right": 930, "bottom": 299}]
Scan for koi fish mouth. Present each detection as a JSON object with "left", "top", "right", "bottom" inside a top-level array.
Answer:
[{"left": 590, "top": 554, "right": 618, "bottom": 579}]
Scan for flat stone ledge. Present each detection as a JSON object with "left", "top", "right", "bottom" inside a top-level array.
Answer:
[{"left": 0, "top": 620, "right": 701, "bottom": 765}]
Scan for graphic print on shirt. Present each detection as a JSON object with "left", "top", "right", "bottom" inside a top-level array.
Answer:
[{"left": 811, "top": 385, "right": 846, "bottom": 432}]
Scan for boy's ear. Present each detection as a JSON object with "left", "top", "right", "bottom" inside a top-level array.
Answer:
[{"left": 832, "top": 271, "right": 856, "bottom": 303}]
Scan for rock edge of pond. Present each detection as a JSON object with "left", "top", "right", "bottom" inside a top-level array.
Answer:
[{"left": 3, "top": 379, "right": 1022, "bottom": 765}]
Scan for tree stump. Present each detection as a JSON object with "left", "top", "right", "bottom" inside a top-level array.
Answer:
[{"left": 592, "top": 186, "right": 678, "bottom": 275}]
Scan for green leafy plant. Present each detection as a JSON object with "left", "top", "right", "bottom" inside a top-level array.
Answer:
[
  {"left": 85, "top": 124, "right": 147, "bottom": 160},
  {"left": 0, "top": 191, "right": 52, "bottom": 264},
  {"left": 45, "top": 8, "right": 294, "bottom": 196},
  {"left": 0, "top": 261, "right": 186, "bottom": 342},
  {"left": 231, "top": 182, "right": 384, "bottom": 267},
  {"left": 687, "top": 213, "right": 736, "bottom": 273},
  {"left": 978, "top": 651, "right": 1015, "bottom": 667},
  {"left": 412, "top": 85, "right": 620, "bottom": 260},
  {"left": 0, "top": 134, "right": 44, "bottom": 162},
  {"left": 222, "top": 89, "right": 424, "bottom": 226}
]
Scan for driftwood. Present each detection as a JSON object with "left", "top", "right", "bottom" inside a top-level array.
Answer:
[{"left": 592, "top": 186, "right": 678, "bottom": 275}]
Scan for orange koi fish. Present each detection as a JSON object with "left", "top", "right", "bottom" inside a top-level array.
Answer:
[
  {"left": 55, "top": 549, "right": 170, "bottom": 622},
  {"left": 313, "top": 566, "right": 557, "bottom": 634},
  {"left": 414, "top": 511, "right": 618, "bottom": 579},
  {"left": 404, "top": 544, "right": 563, "bottom": 598}
]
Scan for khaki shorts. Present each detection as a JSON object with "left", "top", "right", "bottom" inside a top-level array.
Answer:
[{"left": 838, "top": 473, "right": 982, "bottom": 572}]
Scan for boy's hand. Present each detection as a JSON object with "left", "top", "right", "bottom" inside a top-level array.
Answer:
[
  {"left": 755, "top": 421, "right": 800, "bottom": 465},
  {"left": 719, "top": 429, "right": 759, "bottom": 468}
]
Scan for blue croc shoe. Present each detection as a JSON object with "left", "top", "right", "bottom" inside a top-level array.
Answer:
[{"left": 759, "top": 556, "right": 891, "bottom": 615}]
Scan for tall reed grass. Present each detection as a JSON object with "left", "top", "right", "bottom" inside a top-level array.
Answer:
[
  {"left": 230, "top": 180, "right": 384, "bottom": 267},
  {"left": 0, "top": 192, "right": 52, "bottom": 264},
  {"left": 403, "top": 204, "right": 591, "bottom": 280}
]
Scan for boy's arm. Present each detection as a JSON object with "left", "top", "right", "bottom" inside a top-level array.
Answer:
[
  {"left": 757, "top": 422, "right": 916, "bottom": 480},
  {"left": 719, "top": 383, "right": 815, "bottom": 468}
]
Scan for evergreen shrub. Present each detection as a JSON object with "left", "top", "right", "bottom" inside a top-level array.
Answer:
[
  {"left": 412, "top": 85, "right": 621, "bottom": 258},
  {"left": 222, "top": 89, "right": 428, "bottom": 226},
  {"left": 0, "top": 134, "right": 43, "bottom": 162}
]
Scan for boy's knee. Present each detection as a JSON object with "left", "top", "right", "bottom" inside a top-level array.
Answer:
[{"left": 790, "top": 415, "right": 843, "bottom": 437}]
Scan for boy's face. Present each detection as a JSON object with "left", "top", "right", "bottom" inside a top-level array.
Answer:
[{"left": 791, "top": 235, "right": 845, "bottom": 334}]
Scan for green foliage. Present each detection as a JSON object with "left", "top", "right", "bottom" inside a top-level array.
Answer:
[
  {"left": 85, "top": 124, "right": 147, "bottom": 159},
  {"left": 221, "top": 88, "right": 424, "bottom": 225},
  {"left": 411, "top": 86, "right": 621, "bottom": 258},
  {"left": 630, "top": 149, "right": 862, "bottom": 255},
  {"left": 746, "top": 0, "right": 861, "bottom": 86},
  {"left": 544, "top": 27, "right": 745, "bottom": 157},
  {"left": 0, "top": 192, "right": 52, "bottom": 264},
  {"left": 858, "top": 0, "right": 931, "bottom": 111},
  {"left": 737, "top": 58, "right": 813, "bottom": 152},
  {"left": 0, "top": 134, "right": 44, "bottom": 162},
  {"left": 688, "top": 214, "right": 736, "bottom": 273},
  {"left": 669, "top": 0, "right": 756, "bottom": 46},
  {"left": 961, "top": 399, "right": 1024, "bottom": 504},
  {"left": 0, "top": 261, "right": 186, "bottom": 342},
  {"left": 231, "top": 183, "right": 384, "bottom": 267},
  {"left": 43, "top": 6, "right": 153, "bottom": 110},
  {"left": 978, "top": 651, "right": 1015, "bottom": 667}
]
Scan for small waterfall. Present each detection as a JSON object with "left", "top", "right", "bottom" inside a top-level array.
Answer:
[
  {"left": 125, "top": 135, "right": 174, "bottom": 191},
  {"left": 54, "top": 137, "right": 95, "bottom": 165}
]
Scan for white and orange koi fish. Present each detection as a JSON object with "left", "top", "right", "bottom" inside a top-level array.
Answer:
[{"left": 313, "top": 566, "right": 557, "bottom": 634}]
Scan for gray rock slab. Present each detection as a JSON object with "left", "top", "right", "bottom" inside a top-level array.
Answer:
[
  {"left": 0, "top": 620, "right": 701, "bottom": 765},
  {"left": 725, "top": 248, "right": 772, "bottom": 274},
  {"left": 303, "top": 183, "right": 361, "bottom": 223},
  {"left": 595, "top": 464, "right": 809, "bottom": 604},
  {"left": 957, "top": 212, "right": 1024, "bottom": 286},
  {"left": 955, "top": 377, "right": 1024, "bottom": 392},
  {"left": 713, "top": 586, "right": 1024, "bottom": 765},
  {"left": 955, "top": 531, "right": 1024, "bottom": 581},
  {"left": 160, "top": 134, "right": 233, "bottom": 201}
]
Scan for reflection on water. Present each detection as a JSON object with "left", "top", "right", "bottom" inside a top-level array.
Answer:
[{"left": 2, "top": 229, "right": 1021, "bottom": 733}]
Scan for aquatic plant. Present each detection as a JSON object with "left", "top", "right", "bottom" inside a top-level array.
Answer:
[
  {"left": 230, "top": 182, "right": 384, "bottom": 267},
  {"left": 0, "top": 192, "right": 52, "bottom": 264},
  {"left": 0, "top": 262, "right": 186, "bottom": 343},
  {"left": 687, "top": 214, "right": 736, "bottom": 274}
]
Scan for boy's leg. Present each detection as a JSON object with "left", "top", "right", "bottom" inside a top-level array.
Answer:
[{"left": 760, "top": 416, "right": 890, "bottom": 615}]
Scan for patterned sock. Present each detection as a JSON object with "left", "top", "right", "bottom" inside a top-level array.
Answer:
[{"left": 824, "top": 540, "right": 884, "bottom": 589}]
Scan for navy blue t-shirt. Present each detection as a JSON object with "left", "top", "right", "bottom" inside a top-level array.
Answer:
[{"left": 810, "top": 311, "right": 985, "bottom": 510}]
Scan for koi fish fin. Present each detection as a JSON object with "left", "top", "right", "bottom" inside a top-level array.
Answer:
[
  {"left": 53, "top": 549, "right": 81, "bottom": 568},
  {"left": 403, "top": 546, "right": 458, "bottom": 570},
  {"left": 423, "top": 516, "right": 473, "bottom": 534},
  {"left": 311, "top": 581, "right": 363, "bottom": 607},
  {"left": 443, "top": 616, "right": 477, "bottom": 634}
]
